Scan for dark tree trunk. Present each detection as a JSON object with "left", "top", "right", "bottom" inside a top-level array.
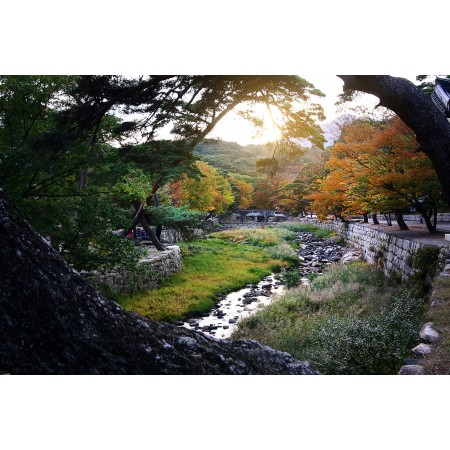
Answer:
[
  {"left": 384, "top": 213, "right": 392, "bottom": 226},
  {"left": 335, "top": 214, "right": 349, "bottom": 223},
  {"left": 155, "top": 225, "right": 162, "bottom": 241},
  {"left": 422, "top": 212, "right": 435, "bottom": 233},
  {"left": 130, "top": 200, "right": 165, "bottom": 251},
  {"left": 394, "top": 210, "right": 409, "bottom": 230},
  {"left": 140, "top": 214, "right": 165, "bottom": 251},
  {"left": 372, "top": 213, "right": 380, "bottom": 225},
  {"left": 79, "top": 168, "right": 88, "bottom": 190},
  {"left": 153, "top": 193, "right": 162, "bottom": 241},
  {"left": 363, "top": 213, "right": 369, "bottom": 223},
  {"left": 414, "top": 204, "right": 438, "bottom": 234},
  {"left": 338, "top": 76, "right": 450, "bottom": 204},
  {"left": 0, "top": 189, "right": 316, "bottom": 375}
]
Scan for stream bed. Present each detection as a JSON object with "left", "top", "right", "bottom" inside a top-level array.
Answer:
[
  {"left": 180, "top": 231, "right": 349, "bottom": 339},
  {"left": 181, "top": 274, "right": 287, "bottom": 339}
]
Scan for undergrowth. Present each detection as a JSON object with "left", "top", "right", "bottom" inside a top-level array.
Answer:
[{"left": 232, "top": 261, "right": 425, "bottom": 374}]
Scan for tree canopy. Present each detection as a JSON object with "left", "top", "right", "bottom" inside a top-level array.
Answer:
[
  {"left": 308, "top": 114, "right": 443, "bottom": 231},
  {"left": 0, "top": 75, "right": 326, "bottom": 268}
]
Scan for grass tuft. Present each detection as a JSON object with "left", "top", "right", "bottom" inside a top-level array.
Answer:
[{"left": 277, "top": 221, "right": 336, "bottom": 239}]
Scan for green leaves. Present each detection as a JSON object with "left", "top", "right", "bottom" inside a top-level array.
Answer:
[{"left": 114, "top": 168, "right": 152, "bottom": 203}]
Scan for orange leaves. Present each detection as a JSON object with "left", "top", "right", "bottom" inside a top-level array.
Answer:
[
  {"left": 309, "top": 115, "right": 441, "bottom": 218},
  {"left": 227, "top": 174, "right": 254, "bottom": 209}
]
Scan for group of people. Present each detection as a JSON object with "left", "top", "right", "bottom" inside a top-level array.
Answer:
[{"left": 126, "top": 227, "right": 150, "bottom": 240}]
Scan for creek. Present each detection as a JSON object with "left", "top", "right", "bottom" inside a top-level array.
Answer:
[
  {"left": 181, "top": 274, "right": 286, "bottom": 339},
  {"left": 181, "top": 231, "right": 348, "bottom": 339}
]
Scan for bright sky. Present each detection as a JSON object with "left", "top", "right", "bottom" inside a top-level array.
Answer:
[
  {"left": 206, "top": 74, "right": 423, "bottom": 146},
  {"left": 205, "top": 75, "right": 340, "bottom": 145}
]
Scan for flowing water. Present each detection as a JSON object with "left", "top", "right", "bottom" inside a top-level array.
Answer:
[{"left": 181, "top": 274, "right": 287, "bottom": 339}]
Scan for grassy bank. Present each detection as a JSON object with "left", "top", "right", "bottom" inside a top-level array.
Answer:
[
  {"left": 232, "top": 262, "right": 426, "bottom": 374},
  {"left": 117, "top": 227, "right": 296, "bottom": 322}
]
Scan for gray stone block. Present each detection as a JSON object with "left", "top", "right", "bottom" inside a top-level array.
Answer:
[
  {"left": 419, "top": 322, "right": 440, "bottom": 343},
  {"left": 398, "top": 365, "right": 424, "bottom": 375},
  {"left": 412, "top": 343, "right": 432, "bottom": 355}
]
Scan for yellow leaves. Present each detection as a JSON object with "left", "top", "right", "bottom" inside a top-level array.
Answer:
[{"left": 168, "top": 161, "right": 234, "bottom": 213}]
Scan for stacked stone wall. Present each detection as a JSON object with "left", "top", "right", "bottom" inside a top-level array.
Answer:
[
  {"left": 160, "top": 228, "right": 204, "bottom": 243},
  {"left": 85, "top": 245, "right": 182, "bottom": 294}
]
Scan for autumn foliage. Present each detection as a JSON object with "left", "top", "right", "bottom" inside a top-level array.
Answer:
[
  {"left": 169, "top": 161, "right": 234, "bottom": 213},
  {"left": 308, "top": 115, "right": 442, "bottom": 231}
]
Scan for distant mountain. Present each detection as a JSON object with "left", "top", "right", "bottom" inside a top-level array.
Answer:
[
  {"left": 320, "top": 121, "right": 342, "bottom": 147},
  {"left": 194, "top": 140, "right": 272, "bottom": 177}
]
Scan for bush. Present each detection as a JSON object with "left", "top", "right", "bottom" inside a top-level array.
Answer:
[
  {"left": 277, "top": 222, "right": 336, "bottom": 239},
  {"left": 315, "top": 228, "right": 336, "bottom": 239},
  {"left": 271, "top": 227, "right": 298, "bottom": 242},
  {"left": 309, "top": 262, "right": 385, "bottom": 293},
  {"left": 282, "top": 270, "right": 302, "bottom": 287},
  {"left": 299, "top": 292, "right": 424, "bottom": 374},
  {"left": 278, "top": 222, "right": 319, "bottom": 233}
]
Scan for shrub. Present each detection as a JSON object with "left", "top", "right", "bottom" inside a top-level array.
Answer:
[
  {"left": 309, "top": 262, "right": 386, "bottom": 293},
  {"left": 299, "top": 291, "right": 424, "bottom": 374},
  {"left": 277, "top": 222, "right": 336, "bottom": 239},
  {"left": 271, "top": 227, "right": 298, "bottom": 242},
  {"left": 283, "top": 270, "right": 302, "bottom": 287},
  {"left": 278, "top": 222, "right": 319, "bottom": 233},
  {"left": 264, "top": 243, "right": 298, "bottom": 266},
  {"left": 315, "top": 228, "right": 336, "bottom": 239}
]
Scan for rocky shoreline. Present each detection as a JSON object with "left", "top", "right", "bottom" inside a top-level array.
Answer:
[
  {"left": 180, "top": 274, "right": 285, "bottom": 338},
  {"left": 294, "top": 232, "right": 349, "bottom": 277}
]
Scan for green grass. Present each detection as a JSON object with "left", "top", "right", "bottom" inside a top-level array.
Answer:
[
  {"left": 211, "top": 227, "right": 286, "bottom": 246},
  {"left": 232, "top": 262, "right": 425, "bottom": 374},
  {"left": 277, "top": 222, "right": 336, "bottom": 239},
  {"left": 116, "top": 236, "right": 289, "bottom": 322}
]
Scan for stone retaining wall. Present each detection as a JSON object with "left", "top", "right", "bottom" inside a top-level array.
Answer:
[
  {"left": 160, "top": 228, "right": 204, "bottom": 243},
  {"left": 85, "top": 245, "right": 182, "bottom": 294},
  {"left": 301, "top": 219, "right": 450, "bottom": 282}
]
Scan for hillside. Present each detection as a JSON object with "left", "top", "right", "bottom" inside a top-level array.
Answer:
[{"left": 194, "top": 140, "right": 272, "bottom": 177}]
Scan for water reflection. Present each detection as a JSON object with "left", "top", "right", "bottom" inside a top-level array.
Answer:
[{"left": 182, "top": 274, "right": 285, "bottom": 339}]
